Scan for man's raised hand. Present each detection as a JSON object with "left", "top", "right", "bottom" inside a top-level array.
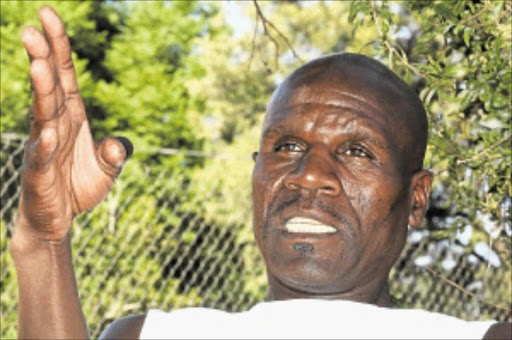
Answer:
[{"left": 16, "top": 7, "right": 132, "bottom": 242}]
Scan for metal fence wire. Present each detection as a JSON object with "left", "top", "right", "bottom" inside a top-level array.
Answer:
[{"left": 1, "top": 133, "right": 511, "bottom": 338}]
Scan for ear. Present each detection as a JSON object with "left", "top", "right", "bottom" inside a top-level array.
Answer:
[
  {"left": 252, "top": 151, "right": 259, "bottom": 162},
  {"left": 408, "top": 170, "right": 433, "bottom": 228}
]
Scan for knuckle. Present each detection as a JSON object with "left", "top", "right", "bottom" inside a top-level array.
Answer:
[
  {"left": 39, "top": 128, "right": 58, "bottom": 151},
  {"left": 65, "top": 90, "right": 80, "bottom": 100},
  {"left": 61, "top": 58, "right": 74, "bottom": 71}
]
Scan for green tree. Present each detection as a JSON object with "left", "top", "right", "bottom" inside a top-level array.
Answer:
[
  {"left": 91, "top": 1, "right": 222, "bottom": 168},
  {"left": 0, "top": 2, "right": 229, "bottom": 337},
  {"left": 0, "top": 1, "right": 114, "bottom": 133},
  {"left": 348, "top": 0, "right": 511, "bottom": 263},
  {"left": 190, "top": 0, "right": 511, "bottom": 315}
]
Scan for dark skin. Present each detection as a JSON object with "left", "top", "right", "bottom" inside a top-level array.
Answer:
[
  {"left": 252, "top": 54, "right": 432, "bottom": 305},
  {"left": 11, "top": 7, "right": 511, "bottom": 340}
]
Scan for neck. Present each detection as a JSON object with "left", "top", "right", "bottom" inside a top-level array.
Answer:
[{"left": 265, "top": 274, "right": 392, "bottom": 307}]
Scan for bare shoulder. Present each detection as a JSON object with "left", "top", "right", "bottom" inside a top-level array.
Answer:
[
  {"left": 482, "top": 322, "right": 512, "bottom": 340},
  {"left": 99, "top": 314, "right": 147, "bottom": 340}
]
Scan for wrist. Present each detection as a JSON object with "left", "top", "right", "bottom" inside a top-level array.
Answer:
[{"left": 10, "top": 222, "right": 71, "bottom": 263}]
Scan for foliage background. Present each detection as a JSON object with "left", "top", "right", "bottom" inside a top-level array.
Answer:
[{"left": 1, "top": 1, "right": 511, "bottom": 338}]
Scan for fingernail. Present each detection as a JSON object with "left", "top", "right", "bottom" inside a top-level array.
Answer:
[
  {"left": 114, "top": 136, "right": 134, "bottom": 159},
  {"left": 20, "top": 27, "right": 33, "bottom": 42}
]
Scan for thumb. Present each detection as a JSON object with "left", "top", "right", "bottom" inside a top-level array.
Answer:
[{"left": 96, "top": 136, "right": 133, "bottom": 174}]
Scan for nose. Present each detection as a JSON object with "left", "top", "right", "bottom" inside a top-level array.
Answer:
[{"left": 284, "top": 146, "right": 342, "bottom": 197}]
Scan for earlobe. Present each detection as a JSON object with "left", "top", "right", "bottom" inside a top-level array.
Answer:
[{"left": 408, "top": 170, "right": 433, "bottom": 228}]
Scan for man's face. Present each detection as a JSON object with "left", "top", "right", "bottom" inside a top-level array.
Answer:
[{"left": 252, "top": 66, "right": 418, "bottom": 296}]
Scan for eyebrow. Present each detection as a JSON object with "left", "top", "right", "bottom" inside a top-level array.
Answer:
[
  {"left": 346, "top": 129, "right": 390, "bottom": 150},
  {"left": 262, "top": 125, "right": 285, "bottom": 139}
]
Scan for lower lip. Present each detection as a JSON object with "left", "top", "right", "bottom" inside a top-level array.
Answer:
[{"left": 280, "top": 230, "right": 338, "bottom": 239}]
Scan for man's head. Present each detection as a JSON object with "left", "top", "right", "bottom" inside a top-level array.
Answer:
[{"left": 251, "top": 53, "right": 432, "bottom": 305}]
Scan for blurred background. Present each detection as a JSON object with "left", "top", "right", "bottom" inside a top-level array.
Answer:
[{"left": 1, "top": 1, "right": 510, "bottom": 338}]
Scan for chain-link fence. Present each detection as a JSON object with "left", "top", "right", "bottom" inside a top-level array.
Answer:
[{"left": 1, "top": 133, "right": 511, "bottom": 339}]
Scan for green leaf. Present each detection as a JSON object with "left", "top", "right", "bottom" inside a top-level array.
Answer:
[
  {"left": 464, "top": 28, "right": 472, "bottom": 47},
  {"left": 348, "top": 1, "right": 360, "bottom": 23},
  {"left": 433, "top": 3, "right": 457, "bottom": 21},
  {"left": 381, "top": 20, "right": 389, "bottom": 36},
  {"left": 348, "top": 1, "right": 370, "bottom": 23}
]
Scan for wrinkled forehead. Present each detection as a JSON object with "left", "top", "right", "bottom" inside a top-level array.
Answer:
[
  {"left": 262, "top": 83, "right": 404, "bottom": 162},
  {"left": 268, "top": 60, "right": 413, "bottom": 121}
]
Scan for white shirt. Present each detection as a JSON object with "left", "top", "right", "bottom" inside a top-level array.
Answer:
[{"left": 139, "top": 299, "right": 495, "bottom": 339}]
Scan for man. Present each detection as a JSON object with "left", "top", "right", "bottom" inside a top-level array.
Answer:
[{"left": 10, "top": 7, "right": 510, "bottom": 339}]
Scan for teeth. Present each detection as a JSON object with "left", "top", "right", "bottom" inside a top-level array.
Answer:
[{"left": 285, "top": 217, "right": 336, "bottom": 233}]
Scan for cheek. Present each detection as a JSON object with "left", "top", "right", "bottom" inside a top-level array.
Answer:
[
  {"left": 251, "top": 159, "right": 288, "bottom": 244},
  {"left": 251, "top": 167, "right": 265, "bottom": 247},
  {"left": 344, "top": 177, "right": 409, "bottom": 277},
  {"left": 346, "top": 171, "right": 406, "bottom": 221},
  {"left": 252, "top": 161, "right": 272, "bottom": 217},
  {"left": 252, "top": 158, "right": 290, "bottom": 210},
  {"left": 350, "top": 174, "right": 409, "bottom": 256}
]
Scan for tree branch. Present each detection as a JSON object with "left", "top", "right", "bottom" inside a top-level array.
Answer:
[
  {"left": 370, "top": 1, "right": 424, "bottom": 78},
  {"left": 457, "top": 134, "right": 511, "bottom": 165},
  {"left": 251, "top": 0, "right": 303, "bottom": 70},
  {"left": 425, "top": 267, "right": 512, "bottom": 313},
  {"left": 246, "top": 8, "right": 259, "bottom": 72}
]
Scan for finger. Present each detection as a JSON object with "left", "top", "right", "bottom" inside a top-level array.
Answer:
[
  {"left": 23, "top": 26, "right": 67, "bottom": 145},
  {"left": 38, "top": 7, "right": 81, "bottom": 101},
  {"left": 30, "top": 59, "right": 63, "bottom": 122},
  {"left": 21, "top": 26, "right": 51, "bottom": 61},
  {"left": 22, "top": 127, "right": 59, "bottom": 203},
  {"left": 115, "top": 137, "right": 134, "bottom": 160},
  {"left": 25, "top": 126, "right": 59, "bottom": 171},
  {"left": 96, "top": 137, "right": 133, "bottom": 175},
  {"left": 31, "top": 59, "right": 57, "bottom": 120}
]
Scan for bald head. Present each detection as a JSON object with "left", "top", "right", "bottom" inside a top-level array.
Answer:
[{"left": 265, "top": 53, "right": 428, "bottom": 174}]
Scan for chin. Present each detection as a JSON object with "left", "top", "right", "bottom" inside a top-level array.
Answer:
[
  {"left": 259, "top": 229, "right": 361, "bottom": 292},
  {"left": 266, "top": 253, "right": 354, "bottom": 295}
]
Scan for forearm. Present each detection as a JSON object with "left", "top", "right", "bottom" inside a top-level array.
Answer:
[{"left": 10, "top": 227, "right": 89, "bottom": 339}]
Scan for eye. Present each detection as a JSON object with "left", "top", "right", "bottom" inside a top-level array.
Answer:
[
  {"left": 274, "top": 141, "right": 304, "bottom": 153},
  {"left": 339, "top": 145, "right": 373, "bottom": 159}
]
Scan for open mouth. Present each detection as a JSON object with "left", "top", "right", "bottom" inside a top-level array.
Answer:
[{"left": 284, "top": 217, "right": 337, "bottom": 234}]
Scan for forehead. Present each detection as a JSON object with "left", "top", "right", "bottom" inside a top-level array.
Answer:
[
  {"left": 271, "top": 58, "right": 406, "bottom": 104},
  {"left": 264, "top": 77, "right": 407, "bottom": 137}
]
